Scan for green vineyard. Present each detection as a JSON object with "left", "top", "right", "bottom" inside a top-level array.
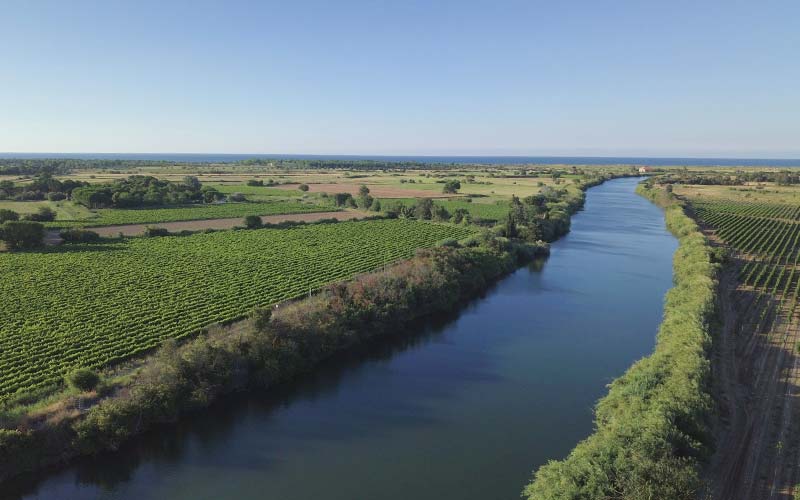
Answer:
[
  {"left": 691, "top": 199, "right": 800, "bottom": 326},
  {"left": 44, "top": 200, "right": 332, "bottom": 229},
  {"left": 0, "top": 219, "right": 477, "bottom": 401}
]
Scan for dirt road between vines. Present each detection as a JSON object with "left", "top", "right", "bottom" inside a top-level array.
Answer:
[
  {"left": 705, "top": 232, "right": 800, "bottom": 500},
  {"left": 47, "top": 210, "right": 367, "bottom": 241}
]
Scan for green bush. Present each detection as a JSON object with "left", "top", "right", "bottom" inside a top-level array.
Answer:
[
  {"left": 0, "top": 209, "right": 19, "bottom": 223},
  {"left": 144, "top": 226, "right": 171, "bottom": 237},
  {"left": 0, "top": 221, "right": 45, "bottom": 249},
  {"left": 60, "top": 229, "right": 101, "bottom": 243},
  {"left": 243, "top": 215, "right": 263, "bottom": 229},
  {"left": 66, "top": 368, "right": 101, "bottom": 392}
]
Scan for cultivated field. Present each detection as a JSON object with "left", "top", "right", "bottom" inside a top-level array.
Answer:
[
  {"left": 45, "top": 200, "right": 332, "bottom": 228},
  {"left": 0, "top": 219, "right": 477, "bottom": 402},
  {"left": 85, "top": 210, "right": 364, "bottom": 237},
  {"left": 685, "top": 189, "right": 800, "bottom": 499}
]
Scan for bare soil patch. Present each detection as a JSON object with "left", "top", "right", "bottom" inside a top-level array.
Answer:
[{"left": 52, "top": 211, "right": 367, "bottom": 239}]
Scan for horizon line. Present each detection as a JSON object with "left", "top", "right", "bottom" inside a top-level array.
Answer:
[{"left": 2, "top": 151, "right": 800, "bottom": 161}]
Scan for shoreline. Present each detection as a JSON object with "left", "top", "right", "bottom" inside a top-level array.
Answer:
[{"left": 0, "top": 174, "right": 623, "bottom": 485}]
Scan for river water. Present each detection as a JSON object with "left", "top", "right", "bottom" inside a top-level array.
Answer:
[{"left": 4, "top": 177, "right": 677, "bottom": 500}]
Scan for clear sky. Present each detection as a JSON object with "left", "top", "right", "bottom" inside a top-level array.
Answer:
[{"left": 2, "top": 0, "right": 798, "bottom": 157}]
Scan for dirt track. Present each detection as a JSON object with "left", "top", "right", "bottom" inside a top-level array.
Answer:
[
  {"left": 274, "top": 183, "right": 456, "bottom": 198},
  {"left": 49, "top": 210, "right": 366, "bottom": 239},
  {"left": 706, "top": 232, "right": 800, "bottom": 500}
]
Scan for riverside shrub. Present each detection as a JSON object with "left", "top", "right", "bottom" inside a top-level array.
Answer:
[{"left": 523, "top": 184, "right": 718, "bottom": 500}]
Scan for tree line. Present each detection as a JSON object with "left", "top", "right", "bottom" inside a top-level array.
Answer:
[{"left": 71, "top": 176, "right": 223, "bottom": 208}]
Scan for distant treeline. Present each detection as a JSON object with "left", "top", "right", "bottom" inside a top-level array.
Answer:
[
  {"left": 659, "top": 169, "right": 800, "bottom": 185},
  {"left": 0, "top": 159, "right": 174, "bottom": 176},
  {"left": 237, "top": 158, "right": 465, "bottom": 170},
  {"left": 0, "top": 173, "right": 87, "bottom": 201},
  {"left": 72, "top": 176, "right": 223, "bottom": 208},
  {"left": 1, "top": 157, "right": 600, "bottom": 173},
  {"left": 0, "top": 173, "right": 224, "bottom": 208}
]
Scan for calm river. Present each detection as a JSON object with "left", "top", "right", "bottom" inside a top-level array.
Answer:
[{"left": 4, "top": 177, "right": 677, "bottom": 500}]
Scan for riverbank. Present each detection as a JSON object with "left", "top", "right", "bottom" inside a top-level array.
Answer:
[
  {"left": 0, "top": 242, "right": 535, "bottom": 482},
  {"left": 2, "top": 175, "right": 675, "bottom": 500},
  {"left": 0, "top": 173, "right": 629, "bottom": 485},
  {"left": 523, "top": 183, "right": 720, "bottom": 499}
]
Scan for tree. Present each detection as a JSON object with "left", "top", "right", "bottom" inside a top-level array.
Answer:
[
  {"left": 451, "top": 208, "right": 471, "bottom": 224},
  {"left": 244, "top": 215, "right": 263, "bottom": 229},
  {"left": 25, "top": 206, "right": 56, "bottom": 222},
  {"left": 247, "top": 179, "right": 264, "bottom": 187},
  {"left": 414, "top": 198, "right": 434, "bottom": 219},
  {"left": 442, "top": 180, "right": 461, "bottom": 194},
  {"left": 0, "top": 221, "right": 45, "bottom": 250},
  {"left": 298, "top": 184, "right": 310, "bottom": 192},
  {"left": 432, "top": 205, "right": 451, "bottom": 222},
  {"left": 0, "top": 209, "right": 19, "bottom": 223},
  {"left": 60, "top": 229, "right": 101, "bottom": 243},
  {"left": 371, "top": 199, "right": 382, "bottom": 212},
  {"left": 334, "top": 192, "right": 353, "bottom": 207},
  {"left": 183, "top": 176, "right": 202, "bottom": 191},
  {"left": 66, "top": 368, "right": 100, "bottom": 392},
  {"left": 505, "top": 212, "right": 518, "bottom": 237},
  {"left": 251, "top": 307, "right": 272, "bottom": 331}
]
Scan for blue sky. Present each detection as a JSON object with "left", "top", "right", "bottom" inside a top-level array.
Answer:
[{"left": 2, "top": 0, "right": 798, "bottom": 157}]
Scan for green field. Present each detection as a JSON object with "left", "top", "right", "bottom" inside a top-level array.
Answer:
[
  {"left": 381, "top": 198, "right": 510, "bottom": 221},
  {"left": 0, "top": 219, "right": 477, "bottom": 401},
  {"left": 44, "top": 200, "right": 333, "bottom": 228},
  {"left": 692, "top": 199, "right": 800, "bottom": 314},
  {"left": 209, "top": 184, "right": 309, "bottom": 201}
]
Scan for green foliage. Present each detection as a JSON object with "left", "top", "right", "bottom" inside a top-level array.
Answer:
[
  {"left": 243, "top": 215, "right": 263, "bottom": 229},
  {"left": 144, "top": 226, "right": 171, "bottom": 237},
  {"left": 333, "top": 192, "right": 353, "bottom": 207},
  {"left": 0, "top": 209, "right": 20, "bottom": 223},
  {"left": 66, "top": 368, "right": 100, "bottom": 392},
  {"left": 59, "top": 229, "right": 101, "bottom": 243},
  {"left": 0, "top": 219, "right": 477, "bottom": 401},
  {"left": 298, "top": 184, "right": 310, "bottom": 192},
  {"left": 442, "top": 179, "right": 461, "bottom": 193},
  {"left": 72, "top": 175, "right": 220, "bottom": 208},
  {"left": 523, "top": 184, "right": 717, "bottom": 500},
  {"left": 0, "top": 221, "right": 45, "bottom": 250},
  {"left": 69, "top": 244, "right": 518, "bottom": 456},
  {"left": 24, "top": 206, "right": 56, "bottom": 222}
]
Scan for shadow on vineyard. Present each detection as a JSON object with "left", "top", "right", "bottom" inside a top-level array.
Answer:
[{"left": 0, "top": 264, "right": 522, "bottom": 499}]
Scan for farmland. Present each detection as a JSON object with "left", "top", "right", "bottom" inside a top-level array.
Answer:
[
  {"left": 681, "top": 189, "right": 800, "bottom": 499},
  {"left": 382, "top": 198, "right": 511, "bottom": 221},
  {"left": 0, "top": 219, "right": 477, "bottom": 402},
  {"left": 43, "top": 200, "right": 334, "bottom": 229}
]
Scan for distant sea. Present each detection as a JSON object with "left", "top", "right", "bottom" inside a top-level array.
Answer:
[{"left": 1, "top": 152, "right": 799, "bottom": 167}]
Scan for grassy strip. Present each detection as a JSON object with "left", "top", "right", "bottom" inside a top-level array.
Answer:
[{"left": 522, "top": 183, "right": 719, "bottom": 499}]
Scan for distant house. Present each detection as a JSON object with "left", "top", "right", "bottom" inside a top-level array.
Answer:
[{"left": 638, "top": 166, "right": 653, "bottom": 173}]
